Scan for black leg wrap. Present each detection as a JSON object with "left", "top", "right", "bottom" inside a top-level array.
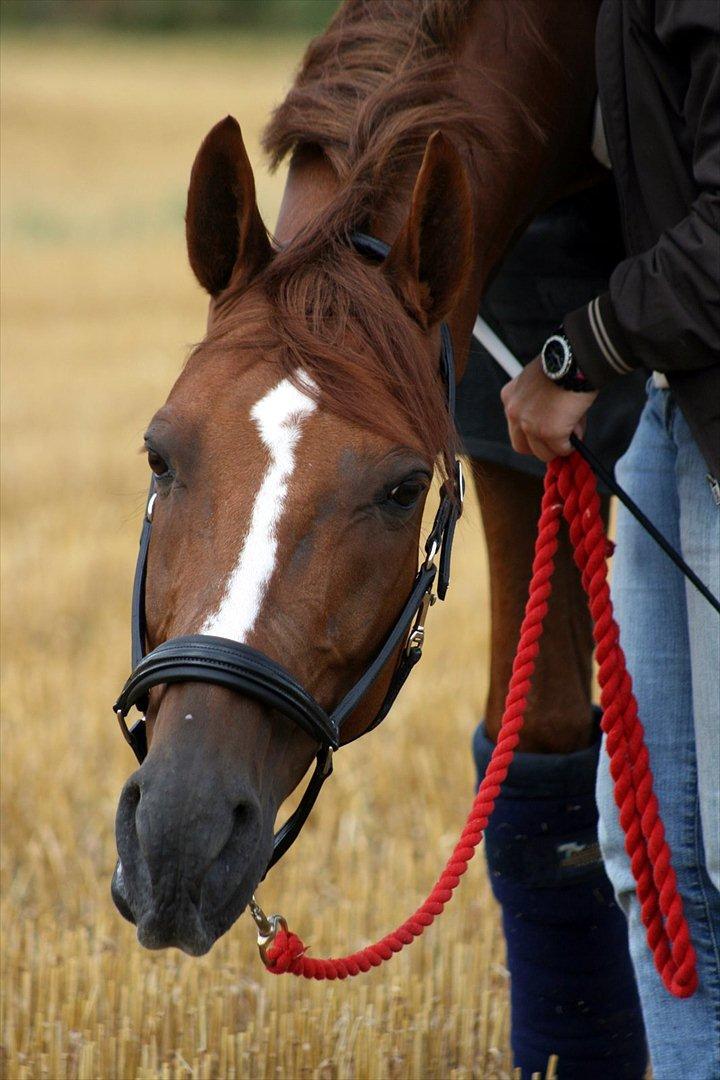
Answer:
[{"left": 473, "top": 717, "right": 647, "bottom": 1079}]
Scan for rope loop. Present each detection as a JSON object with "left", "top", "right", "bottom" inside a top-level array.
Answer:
[{"left": 264, "top": 453, "right": 697, "bottom": 998}]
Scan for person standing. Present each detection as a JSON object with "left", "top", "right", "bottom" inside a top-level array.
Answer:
[
  {"left": 501, "top": 2, "right": 720, "bottom": 1076},
  {"left": 464, "top": 180, "right": 648, "bottom": 1078}
]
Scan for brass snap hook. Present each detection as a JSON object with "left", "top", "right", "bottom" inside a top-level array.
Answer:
[{"left": 249, "top": 895, "right": 288, "bottom": 967}]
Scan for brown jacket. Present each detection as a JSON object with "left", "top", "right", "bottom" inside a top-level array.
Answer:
[{"left": 564, "top": 0, "right": 720, "bottom": 475}]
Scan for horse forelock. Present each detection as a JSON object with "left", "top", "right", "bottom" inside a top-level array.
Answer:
[{"left": 202, "top": 239, "right": 456, "bottom": 479}]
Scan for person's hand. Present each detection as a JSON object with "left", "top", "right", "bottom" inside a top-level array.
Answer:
[{"left": 501, "top": 356, "right": 598, "bottom": 462}]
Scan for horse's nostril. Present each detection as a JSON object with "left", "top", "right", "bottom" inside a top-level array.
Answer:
[
  {"left": 126, "top": 778, "right": 141, "bottom": 813},
  {"left": 224, "top": 796, "right": 263, "bottom": 865},
  {"left": 116, "top": 775, "right": 141, "bottom": 844}
]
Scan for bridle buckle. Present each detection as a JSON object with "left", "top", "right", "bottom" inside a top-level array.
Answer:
[
  {"left": 115, "top": 706, "right": 131, "bottom": 744},
  {"left": 405, "top": 589, "right": 436, "bottom": 656},
  {"left": 456, "top": 459, "right": 466, "bottom": 508},
  {"left": 424, "top": 537, "right": 439, "bottom": 570}
]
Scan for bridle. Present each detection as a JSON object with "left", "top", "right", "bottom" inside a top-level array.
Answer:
[{"left": 113, "top": 231, "right": 464, "bottom": 873}]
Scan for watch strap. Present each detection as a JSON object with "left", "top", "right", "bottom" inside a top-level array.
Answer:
[{"left": 557, "top": 359, "right": 596, "bottom": 393}]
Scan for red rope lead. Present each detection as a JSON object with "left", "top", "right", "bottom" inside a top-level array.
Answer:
[{"left": 265, "top": 453, "right": 697, "bottom": 997}]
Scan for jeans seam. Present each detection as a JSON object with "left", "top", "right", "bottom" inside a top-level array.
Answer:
[
  {"left": 665, "top": 394, "right": 677, "bottom": 437},
  {"left": 692, "top": 787, "right": 720, "bottom": 1066}
]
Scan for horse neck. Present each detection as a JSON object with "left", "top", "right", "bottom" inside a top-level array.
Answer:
[{"left": 274, "top": 0, "right": 601, "bottom": 376}]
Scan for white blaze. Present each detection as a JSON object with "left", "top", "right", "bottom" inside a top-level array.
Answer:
[{"left": 202, "top": 374, "right": 317, "bottom": 642}]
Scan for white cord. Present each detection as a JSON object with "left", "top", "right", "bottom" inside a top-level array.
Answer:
[{"left": 472, "top": 316, "right": 523, "bottom": 379}]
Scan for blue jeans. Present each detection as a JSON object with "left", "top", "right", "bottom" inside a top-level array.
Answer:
[{"left": 596, "top": 381, "right": 720, "bottom": 1079}]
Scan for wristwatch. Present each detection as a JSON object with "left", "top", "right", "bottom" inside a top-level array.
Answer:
[{"left": 541, "top": 330, "right": 595, "bottom": 392}]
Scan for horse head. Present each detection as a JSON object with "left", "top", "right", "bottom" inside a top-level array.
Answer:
[{"left": 112, "top": 116, "right": 471, "bottom": 955}]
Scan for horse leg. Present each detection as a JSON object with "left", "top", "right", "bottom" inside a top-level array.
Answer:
[{"left": 472, "top": 459, "right": 646, "bottom": 1079}]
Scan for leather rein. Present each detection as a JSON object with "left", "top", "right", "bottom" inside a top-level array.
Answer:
[{"left": 113, "top": 232, "right": 464, "bottom": 875}]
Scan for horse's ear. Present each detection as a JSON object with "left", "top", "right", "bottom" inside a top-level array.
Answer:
[
  {"left": 185, "top": 116, "right": 272, "bottom": 297},
  {"left": 384, "top": 131, "right": 473, "bottom": 327}
]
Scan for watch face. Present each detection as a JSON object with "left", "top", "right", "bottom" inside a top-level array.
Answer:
[{"left": 542, "top": 335, "right": 572, "bottom": 379}]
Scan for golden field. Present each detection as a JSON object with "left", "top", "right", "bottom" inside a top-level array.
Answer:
[{"left": 0, "top": 30, "right": 514, "bottom": 1079}]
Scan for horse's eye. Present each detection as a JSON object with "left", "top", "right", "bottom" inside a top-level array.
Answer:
[
  {"left": 147, "top": 448, "right": 170, "bottom": 478},
  {"left": 388, "top": 479, "right": 424, "bottom": 509}
]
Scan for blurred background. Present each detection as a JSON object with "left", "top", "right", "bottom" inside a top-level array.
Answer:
[
  {"left": 1, "top": 3, "right": 506, "bottom": 1077},
  {"left": 2, "top": 0, "right": 335, "bottom": 33}
]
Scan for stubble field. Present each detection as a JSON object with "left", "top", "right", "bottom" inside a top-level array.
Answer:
[{"left": 0, "top": 30, "right": 512, "bottom": 1079}]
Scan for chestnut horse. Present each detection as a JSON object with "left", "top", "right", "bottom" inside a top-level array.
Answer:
[{"left": 113, "top": 0, "right": 603, "bottom": 955}]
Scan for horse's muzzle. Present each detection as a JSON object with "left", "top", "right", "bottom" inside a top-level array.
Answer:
[{"left": 112, "top": 748, "right": 270, "bottom": 955}]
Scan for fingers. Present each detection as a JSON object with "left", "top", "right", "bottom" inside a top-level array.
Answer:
[
  {"left": 508, "top": 423, "right": 532, "bottom": 456},
  {"left": 506, "top": 417, "right": 573, "bottom": 461},
  {"left": 500, "top": 365, "right": 595, "bottom": 462},
  {"left": 530, "top": 435, "right": 564, "bottom": 461},
  {"left": 501, "top": 360, "right": 595, "bottom": 462},
  {"left": 525, "top": 432, "right": 563, "bottom": 462}
]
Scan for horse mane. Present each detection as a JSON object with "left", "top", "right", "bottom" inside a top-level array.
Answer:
[
  {"left": 223, "top": 1, "right": 544, "bottom": 472},
  {"left": 263, "top": 0, "right": 479, "bottom": 181}
]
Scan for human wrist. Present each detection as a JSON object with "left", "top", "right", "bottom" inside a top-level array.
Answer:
[{"left": 540, "top": 329, "right": 596, "bottom": 393}]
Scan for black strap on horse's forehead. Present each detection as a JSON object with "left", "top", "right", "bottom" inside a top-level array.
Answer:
[{"left": 350, "top": 231, "right": 391, "bottom": 261}]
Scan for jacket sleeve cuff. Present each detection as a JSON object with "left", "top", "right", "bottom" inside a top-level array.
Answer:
[{"left": 563, "top": 293, "right": 642, "bottom": 388}]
